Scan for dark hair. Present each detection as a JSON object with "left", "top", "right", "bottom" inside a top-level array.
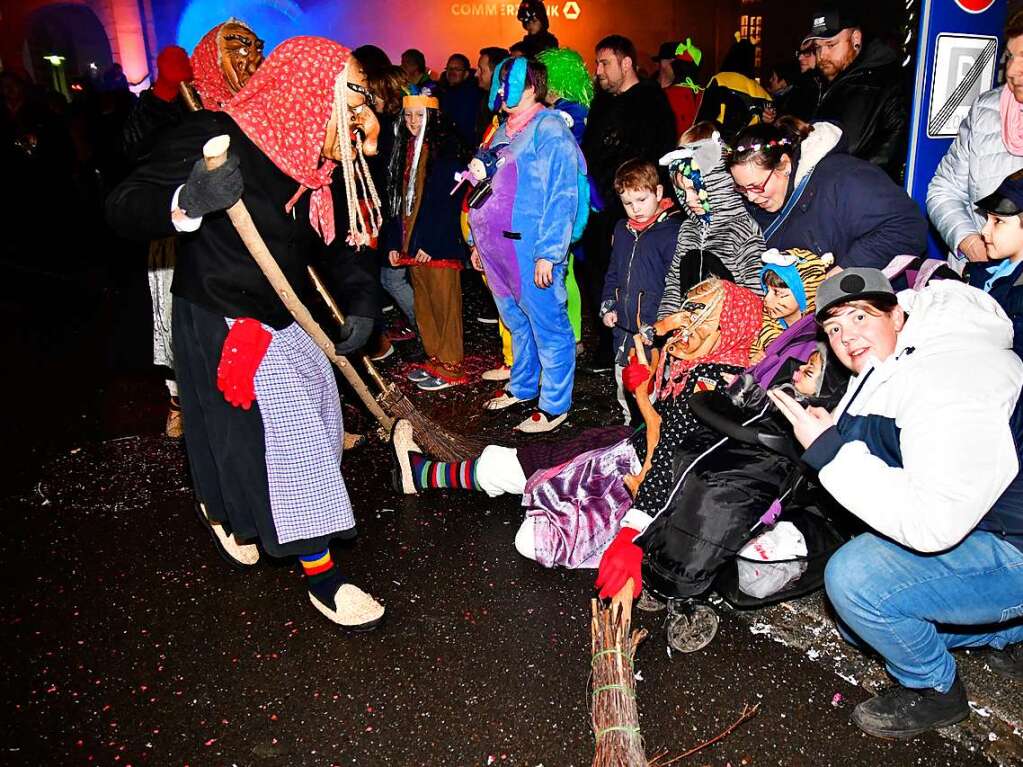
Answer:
[
  {"left": 479, "top": 46, "right": 510, "bottom": 66},
  {"left": 670, "top": 57, "right": 699, "bottom": 85},
  {"left": 401, "top": 48, "right": 426, "bottom": 73},
  {"left": 768, "top": 59, "right": 799, "bottom": 86},
  {"left": 727, "top": 116, "right": 813, "bottom": 170},
  {"left": 525, "top": 59, "right": 549, "bottom": 102},
  {"left": 376, "top": 65, "right": 407, "bottom": 116},
  {"left": 447, "top": 53, "right": 470, "bottom": 70},
  {"left": 823, "top": 295, "right": 900, "bottom": 320},
  {"left": 353, "top": 45, "right": 392, "bottom": 79},
  {"left": 613, "top": 158, "right": 660, "bottom": 194},
  {"left": 596, "top": 35, "right": 637, "bottom": 67},
  {"left": 1008, "top": 9, "right": 1023, "bottom": 40},
  {"left": 509, "top": 41, "right": 528, "bottom": 56},
  {"left": 720, "top": 39, "right": 756, "bottom": 79},
  {"left": 763, "top": 269, "right": 788, "bottom": 289},
  {"left": 680, "top": 120, "right": 719, "bottom": 145}
]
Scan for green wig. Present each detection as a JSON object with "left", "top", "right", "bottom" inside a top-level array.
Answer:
[{"left": 536, "top": 47, "right": 594, "bottom": 108}]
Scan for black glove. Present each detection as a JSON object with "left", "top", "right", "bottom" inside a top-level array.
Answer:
[
  {"left": 333, "top": 315, "right": 373, "bottom": 356},
  {"left": 178, "top": 155, "right": 243, "bottom": 218}
]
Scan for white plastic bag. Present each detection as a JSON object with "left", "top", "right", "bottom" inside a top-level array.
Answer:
[{"left": 737, "top": 521, "right": 809, "bottom": 599}]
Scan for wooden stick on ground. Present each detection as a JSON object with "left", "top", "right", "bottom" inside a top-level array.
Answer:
[
  {"left": 201, "top": 135, "right": 394, "bottom": 434},
  {"left": 623, "top": 336, "right": 662, "bottom": 498}
]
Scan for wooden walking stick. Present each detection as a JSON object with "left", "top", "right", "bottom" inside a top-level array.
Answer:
[
  {"left": 201, "top": 135, "right": 394, "bottom": 434},
  {"left": 623, "top": 337, "right": 662, "bottom": 498}
]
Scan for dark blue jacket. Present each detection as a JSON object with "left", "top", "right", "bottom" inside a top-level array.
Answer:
[
  {"left": 601, "top": 208, "right": 682, "bottom": 364},
  {"left": 968, "top": 259, "right": 1023, "bottom": 360},
  {"left": 750, "top": 124, "right": 927, "bottom": 269},
  {"left": 439, "top": 82, "right": 483, "bottom": 147}
]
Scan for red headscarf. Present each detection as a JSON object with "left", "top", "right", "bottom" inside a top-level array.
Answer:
[
  {"left": 190, "top": 24, "right": 235, "bottom": 111},
  {"left": 657, "top": 279, "right": 763, "bottom": 400},
  {"left": 224, "top": 36, "right": 351, "bottom": 244}
]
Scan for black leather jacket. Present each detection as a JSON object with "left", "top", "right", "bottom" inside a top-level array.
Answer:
[{"left": 813, "top": 39, "right": 908, "bottom": 182}]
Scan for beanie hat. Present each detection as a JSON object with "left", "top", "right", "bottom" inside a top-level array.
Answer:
[{"left": 154, "top": 45, "right": 192, "bottom": 102}]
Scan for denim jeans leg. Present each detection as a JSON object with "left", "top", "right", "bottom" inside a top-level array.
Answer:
[
  {"left": 825, "top": 531, "right": 1023, "bottom": 692},
  {"left": 381, "top": 267, "right": 416, "bottom": 327}
]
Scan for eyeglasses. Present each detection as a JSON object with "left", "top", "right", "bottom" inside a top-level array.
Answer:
[{"left": 733, "top": 167, "right": 776, "bottom": 197}]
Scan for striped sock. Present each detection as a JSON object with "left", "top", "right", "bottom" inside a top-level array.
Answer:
[
  {"left": 408, "top": 453, "right": 481, "bottom": 491},
  {"left": 300, "top": 548, "right": 345, "bottom": 609}
]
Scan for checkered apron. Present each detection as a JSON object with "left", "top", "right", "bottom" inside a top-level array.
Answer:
[{"left": 246, "top": 320, "right": 354, "bottom": 544}]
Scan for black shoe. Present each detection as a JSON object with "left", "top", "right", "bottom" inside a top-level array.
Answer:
[
  {"left": 987, "top": 644, "right": 1023, "bottom": 680},
  {"left": 851, "top": 673, "right": 970, "bottom": 739}
]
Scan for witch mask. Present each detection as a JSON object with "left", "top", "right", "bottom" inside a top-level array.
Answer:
[{"left": 218, "top": 21, "right": 264, "bottom": 93}]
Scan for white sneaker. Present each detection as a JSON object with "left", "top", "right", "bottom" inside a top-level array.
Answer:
[
  {"left": 515, "top": 410, "right": 568, "bottom": 433},
  {"left": 481, "top": 365, "right": 511, "bottom": 382}
]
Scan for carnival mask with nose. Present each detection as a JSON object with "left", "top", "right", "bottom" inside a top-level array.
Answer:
[
  {"left": 322, "top": 56, "right": 380, "bottom": 161},
  {"left": 218, "top": 21, "right": 264, "bottom": 93},
  {"left": 663, "top": 279, "right": 725, "bottom": 360}
]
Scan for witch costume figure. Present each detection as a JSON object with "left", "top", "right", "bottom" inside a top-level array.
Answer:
[
  {"left": 468, "top": 57, "right": 587, "bottom": 433},
  {"left": 381, "top": 87, "right": 473, "bottom": 390},
  {"left": 106, "top": 37, "right": 385, "bottom": 630},
  {"left": 128, "top": 20, "right": 266, "bottom": 438}
]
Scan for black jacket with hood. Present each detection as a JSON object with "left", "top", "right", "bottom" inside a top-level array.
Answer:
[{"left": 813, "top": 39, "right": 908, "bottom": 181}]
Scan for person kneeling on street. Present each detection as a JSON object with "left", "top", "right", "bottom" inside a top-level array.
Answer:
[{"left": 770, "top": 268, "right": 1023, "bottom": 739}]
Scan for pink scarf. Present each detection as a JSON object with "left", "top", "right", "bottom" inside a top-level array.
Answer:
[
  {"left": 1001, "top": 85, "right": 1023, "bottom": 156},
  {"left": 506, "top": 102, "right": 544, "bottom": 138}
]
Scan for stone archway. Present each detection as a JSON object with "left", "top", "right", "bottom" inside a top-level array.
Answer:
[{"left": 23, "top": 4, "right": 112, "bottom": 86}]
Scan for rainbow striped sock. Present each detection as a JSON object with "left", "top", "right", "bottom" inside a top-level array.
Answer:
[
  {"left": 300, "top": 549, "right": 344, "bottom": 607},
  {"left": 409, "top": 453, "right": 481, "bottom": 491}
]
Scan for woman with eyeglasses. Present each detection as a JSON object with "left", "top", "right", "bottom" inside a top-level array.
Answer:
[{"left": 727, "top": 117, "right": 927, "bottom": 271}]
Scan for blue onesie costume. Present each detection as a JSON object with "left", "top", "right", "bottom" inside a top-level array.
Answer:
[{"left": 468, "top": 109, "right": 581, "bottom": 416}]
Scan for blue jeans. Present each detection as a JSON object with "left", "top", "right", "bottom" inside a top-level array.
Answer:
[
  {"left": 825, "top": 531, "right": 1023, "bottom": 692},
  {"left": 381, "top": 266, "right": 415, "bottom": 327}
]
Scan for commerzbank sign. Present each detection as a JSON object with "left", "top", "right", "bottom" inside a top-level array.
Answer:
[{"left": 450, "top": 1, "right": 582, "bottom": 20}]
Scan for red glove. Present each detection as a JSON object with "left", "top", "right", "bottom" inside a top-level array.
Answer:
[
  {"left": 217, "top": 318, "right": 272, "bottom": 410},
  {"left": 153, "top": 45, "right": 192, "bottom": 102},
  {"left": 595, "top": 527, "right": 643, "bottom": 600},
  {"left": 621, "top": 355, "right": 652, "bottom": 393}
]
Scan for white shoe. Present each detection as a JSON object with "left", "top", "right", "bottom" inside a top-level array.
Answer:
[
  {"left": 391, "top": 419, "right": 421, "bottom": 495},
  {"left": 196, "top": 502, "right": 260, "bottom": 568},
  {"left": 484, "top": 391, "right": 531, "bottom": 410},
  {"left": 515, "top": 410, "right": 568, "bottom": 433},
  {"left": 481, "top": 365, "right": 511, "bottom": 382},
  {"left": 308, "top": 583, "right": 385, "bottom": 630}
]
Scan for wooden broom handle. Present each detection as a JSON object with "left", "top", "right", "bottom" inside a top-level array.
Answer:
[{"left": 202, "top": 135, "right": 394, "bottom": 433}]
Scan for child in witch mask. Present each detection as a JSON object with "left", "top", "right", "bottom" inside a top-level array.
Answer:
[
  {"left": 749, "top": 248, "right": 833, "bottom": 362},
  {"left": 381, "top": 88, "right": 473, "bottom": 389},
  {"left": 657, "top": 123, "right": 765, "bottom": 323}
]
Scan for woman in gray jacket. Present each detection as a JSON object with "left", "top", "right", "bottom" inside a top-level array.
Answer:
[{"left": 927, "top": 10, "right": 1023, "bottom": 266}]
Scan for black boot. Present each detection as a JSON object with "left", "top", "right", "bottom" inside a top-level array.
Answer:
[
  {"left": 851, "top": 673, "right": 970, "bottom": 739},
  {"left": 987, "top": 644, "right": 1023, "bottom": 681}
]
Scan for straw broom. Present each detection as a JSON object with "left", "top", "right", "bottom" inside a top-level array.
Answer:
[
  {"left": 591, "top": 579, "right": 649, "bottom": 767},
  {"left": 202, "top": 135, "right": 486, "bottom": 461}
]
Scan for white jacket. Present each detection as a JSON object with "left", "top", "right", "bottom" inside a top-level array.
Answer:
[
  {"left": 807, "top": 281, "right": 1023, "bottom": 552},
  {"left": 927, "top": 88, "right": 1023, "bottom": 264}
]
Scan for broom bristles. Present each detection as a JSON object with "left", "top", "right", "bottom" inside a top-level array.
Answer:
[
  {"left": 590, "top": 597, "right": 648, "bottom": 767},
  {"left": 378, "top": 383, "right": 489, "bottom": 462}
]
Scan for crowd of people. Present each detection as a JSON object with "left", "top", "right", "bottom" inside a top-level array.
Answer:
[{"left": 8, "top": 0, "right": 1023, "bottom": 743}]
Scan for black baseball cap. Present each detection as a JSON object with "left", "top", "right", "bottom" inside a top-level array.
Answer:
[
  {"left": 975, "top": 170, "right": 1023, "bottom": 217},
  {"left": 805, "top": 4, "right": 860, "bottom": 41},
  {"left": 653, "top": 41, "right": 681, "bottom": 61}
]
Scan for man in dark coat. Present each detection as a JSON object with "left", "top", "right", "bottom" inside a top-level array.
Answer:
[
  {"left": 804, "top": 3, "right": 908, "bottom": 182},
  {"left": 580, "top": 34, "right": 677, "bottom": 371}
]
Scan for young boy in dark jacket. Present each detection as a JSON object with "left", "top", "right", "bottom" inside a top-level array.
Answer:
[
  {"left": 972, "top": 169, "right": 1023, "bottom": 359},
  {"left": 599, "top": 159, "right": 682, "bottom": 422}
]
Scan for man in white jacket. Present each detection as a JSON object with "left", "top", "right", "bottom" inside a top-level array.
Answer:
[{"left": 771, "top": 268, "right": 1023, "bottom": 739}]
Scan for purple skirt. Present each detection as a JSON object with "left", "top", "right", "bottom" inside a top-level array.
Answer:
[{"left": 523, "top": 438, "right": 641, "bottom": 569}]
